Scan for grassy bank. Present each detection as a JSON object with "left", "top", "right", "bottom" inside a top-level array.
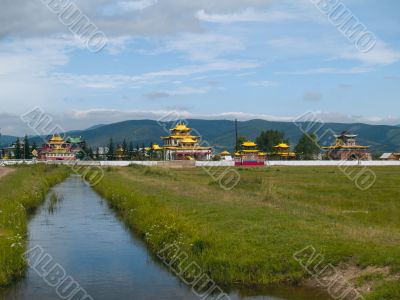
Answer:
[
  {"left": 0, "top": 165, "right": 70, "bottom": 286},
  {"left": 90, "top": 166, "right": 400, "bottom": 299}
]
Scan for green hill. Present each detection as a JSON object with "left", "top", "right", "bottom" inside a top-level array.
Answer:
[
  {"left": 5, "top": 119, "right": 400, "bottom": 154},
  {"left": 64, "top": 119, "right": 400, "bottom": 153}
]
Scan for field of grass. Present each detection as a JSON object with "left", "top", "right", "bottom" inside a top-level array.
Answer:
[
  {"left": 0, "top": 165, "right": 70, "bottom": 286},
  {"left": 90, "top": 165, "right": 400, "bottom": 299}
]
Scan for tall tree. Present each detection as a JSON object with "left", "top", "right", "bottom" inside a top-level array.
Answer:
[
  {"left": 15, "top": 138, "right": 21, "bottom": 159},
  {"left": 295, "top": 133, "right": 321, "bottom": 160},
  {"left": 107, "top": 138, "right": 115, "bottom": 161},
  {"left": 141, "top": 143, "right": 146, "bottom": 160},
  {"left": 256, "top": 130, "right": 287, "bottom": 153},
  {"left": 31, "top": 141, "right": 37, "bottom": 151},
  {"left": 95, "top": 148, "right": 100, "bottom": 161},
  {"left": 128, "top": 141, "right": 134, "bottom": 160},
  {"left": 135, "top": 144, "right": 140, "bottom": 160},
  {"left": 235, "top": 136, "right": 247, "bottom": 152},
  {"left": 88, "top": 147, "right": 94, "bottom": 159},
  {"left": 23, "top": 135, "right": 31, "bottom": 159},
  {"left": 122, "top": 139, "right": 128, "bottom": 159}
]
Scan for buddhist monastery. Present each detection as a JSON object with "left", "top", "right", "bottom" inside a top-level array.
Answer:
[
  {"left": 234, "top": 141, "right": 266, "bottom": 166},
  {"left": 323, "top": 132, "right": 372, "bottom": 161},
  {"left": 41, "top": 134, "right": 75, "bottom": 161},
  {"left": 272, "top": 143, "right": 296, "bottom": 160},
  {"left": 161, "top": 122, "right": 212, "bottom": 160}
]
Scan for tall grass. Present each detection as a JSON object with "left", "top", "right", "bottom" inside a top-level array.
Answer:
[
  {"left": 88, "top": 166, "right": 400, "bottom": 299},
  {"left": 0, "top": 165, "right": 70, "bottom": 286}
]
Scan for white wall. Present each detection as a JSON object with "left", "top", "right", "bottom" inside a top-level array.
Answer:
[{"left": 2, "top": 160, "right": 400, "bottom": 167}]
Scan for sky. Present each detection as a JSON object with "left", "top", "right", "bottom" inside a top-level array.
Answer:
[{"left": 0, "top": 0, "right": 399, "bottom": 135}]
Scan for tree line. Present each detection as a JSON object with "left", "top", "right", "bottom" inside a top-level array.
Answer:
[{"left": 237, "top": 130, "right": 321, "bottom": 160}]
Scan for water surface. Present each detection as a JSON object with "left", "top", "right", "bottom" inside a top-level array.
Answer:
[{"left": 1, "top": 176, "right": 332, "bottom": 300}]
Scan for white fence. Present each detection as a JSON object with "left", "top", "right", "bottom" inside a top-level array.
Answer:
[{"left": 1, "top": 160, "right": 400, "bottom": 167}]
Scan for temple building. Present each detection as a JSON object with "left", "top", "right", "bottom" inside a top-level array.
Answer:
[
  {"left": 380, "top": 153, "right": 400, "bottom": 161},
  {"left": 41, "top": 134, "right": 75, "bottom": 161},
  {"left": 323, "top": 132, "right": 372, "bottom": 161},
  {"left": 115, "top": 145, "right": 125, "bottom": 160},
  {"left": 272, "top": 143, "right": 297, "bottom": 160},
  {"left": 161, "top": 123, "right": 212, "bottom": 160},
  {"left": 234, "top": 141, "right": 266, "bottom": 166},
  {"left": 219, "top": 150, "right": 233, "bottom": 161}
]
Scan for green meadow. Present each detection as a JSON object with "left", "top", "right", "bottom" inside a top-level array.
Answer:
[
  {"left": 0, "top": 165, "right": 69, "bottom": 286},
  {"left": 90, "top": 165, "right": 400, "bottom": 299}
]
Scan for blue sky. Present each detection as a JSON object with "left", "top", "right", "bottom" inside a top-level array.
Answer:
[{"left": 0, "top": 0, "right": 399, "bottom": 135}]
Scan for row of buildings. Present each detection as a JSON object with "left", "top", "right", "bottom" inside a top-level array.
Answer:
[{"left": 2, "top": 123, "right": 398, "bottom": 163}]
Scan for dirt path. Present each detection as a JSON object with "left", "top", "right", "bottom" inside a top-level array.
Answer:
[{"left": 0, "top": 167, "right": 14, "bottom": 179}]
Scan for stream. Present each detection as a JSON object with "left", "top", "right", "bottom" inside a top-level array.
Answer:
[{"left": 0, "top": 176, "right": 332, "bottom": 300}]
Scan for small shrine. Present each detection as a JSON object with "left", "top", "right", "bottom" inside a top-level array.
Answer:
[
  {"left": 234, "top": 141, "right": 266, "bottom": 166},
  {"left": 322, "top": 132, "right": 372, "bottom": 161},
  {"left": 219, "top": 150, "right": 233, "bottom": 161},
  {"left": 272, "top": 143, "right": 296, "bottom": 160}
]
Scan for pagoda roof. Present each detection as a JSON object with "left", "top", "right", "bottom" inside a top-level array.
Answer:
[
  {"left": 48, "top": 135, "right": 65, "bottom": 144},
  {"left": 335, "top": 134, "right": 358, "bottom": 138},
  {"left": 66, "top": 137, "right": 83, "bottom": 144},
  {"left": 181, "top": 138, "right": 197, "bottom": 143},
  {"left": 152, "top": 144, "right": 162, "bottom": 151},
  {"left": 274, "top": 143, "right": 290, "bottom": 148},
  {"left": 220, "top": 151, "right": 231, "bottom": 156},
  {"left": 242, "top": 141, "right": 257, "bottom": 147},
  {"left": 161, "top": 135, "right": 199, "bottom": 140},
  {"left": 164, "top": 146, "right": 211, "bottom": 150},
  {"left": 170, "top": 123, "right": 191, "bottom": 132},
  {"left": 242, "top": 150, "right": 260, "bottom": 153}
]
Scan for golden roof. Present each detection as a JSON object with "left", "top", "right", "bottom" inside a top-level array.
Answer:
[
  {"left": 181, "top": 138, "right": 197, "bottom": 143},
  {"left": 275, "top": 143, "right": 290, "bottom": 148},
  {"left": 152, "top": 144, "right": 162, "bottom": 151},
  {"left": 220, "top": 151, "right": 230, "bottom": 156},
  {"left": 161, "top": 135, "right": 199, "bottom": 140},
  {"left": 49, "top": 134, "right": 65, "bottom": 143},
  {"left": 242, "top": 141, "right": 257, "bottom": 147},
  {"left": 234, "top": 152, "right": 241, "bottom": 156},
  {"left": 171, "top": 122, "right": 191, "bottom": 132},
  {"left": 163, "top": 146, "right": 211, "bottom": 150},
  {"left": 259, "top": 152, "right": 267, "bottom": 156}
]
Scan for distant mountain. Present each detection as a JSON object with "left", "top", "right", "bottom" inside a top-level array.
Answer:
[
  {"left": 0, "top": 135, "right": 17, "bottom": 147},
  {"left": 10, "top": 119, "right": 400, "bottom": 153},
  {"left": 85, "top": 124, "right": 106, "bottom": 131},
  {"left": 51, "top": 119, "right": 400, "bottom": 153}
]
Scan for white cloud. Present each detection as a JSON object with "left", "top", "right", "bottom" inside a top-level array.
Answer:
[
  {"left": 49, "top": 59, "right": 259, "bottom": 89},
  {"left": 163, "top": 33, "right": 244, "bottom": 62},
  {"left": 145, "top": 87, "right": 209, "bottom": 99},
  {"left": 340, "top": 41, "right": 400, "bottom": 66},
  {"left": 196, "top": 8, "right": 296, "bottom": 23},
  {"left": 118, "top": 0, "right": 158, "bottom": 12}
]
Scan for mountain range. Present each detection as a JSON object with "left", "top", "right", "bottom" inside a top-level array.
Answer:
[{"left": 2, "top": 119, "right": 400, "bottom": 153}]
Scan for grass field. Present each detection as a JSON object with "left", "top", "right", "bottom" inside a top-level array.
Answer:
[
  {"left": 0, "top": 165, "right": 70, "bottom": 286},
  {"left": 90, "top": 165, "right": 400, "bottom": 300}
]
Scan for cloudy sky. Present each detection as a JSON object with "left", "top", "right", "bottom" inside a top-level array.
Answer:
[{"left": 1, "top": 0, "right": 399, "bottom": 135}]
